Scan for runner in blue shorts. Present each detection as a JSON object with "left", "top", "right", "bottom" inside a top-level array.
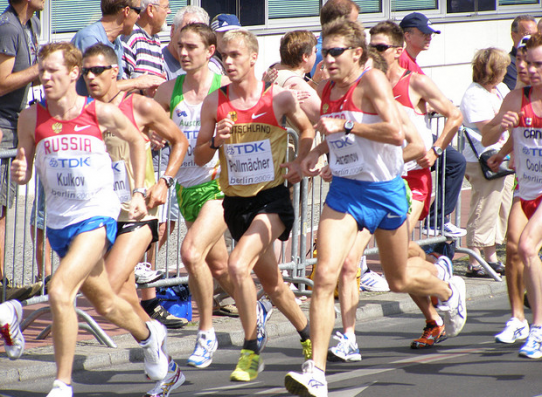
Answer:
[{"left": 11, "top": 42, "right": 169, "bottom": 397}]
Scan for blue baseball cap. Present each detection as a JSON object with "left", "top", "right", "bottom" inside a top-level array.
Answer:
[
  {"left": 400, "top": 12, "right": 441, "bottom": 35},
  {"left": 211, "top": 14, "right": 242, "bottom": 32}
]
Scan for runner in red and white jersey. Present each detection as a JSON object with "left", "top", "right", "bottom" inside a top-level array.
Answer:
[{"left": 485, "top": 33, "right": 542, "bottom": 359}]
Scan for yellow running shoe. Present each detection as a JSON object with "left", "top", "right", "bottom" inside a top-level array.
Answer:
[
  {"left": 230, "top": 349, "right": 264, "bottom": 382},
  {"left": 301, "top": 339, "right": 312, "bottom": 361}
]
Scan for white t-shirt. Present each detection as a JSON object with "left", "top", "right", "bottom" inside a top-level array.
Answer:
[{"left": 460, "top": 82, "right": 509, "bottom": 163}]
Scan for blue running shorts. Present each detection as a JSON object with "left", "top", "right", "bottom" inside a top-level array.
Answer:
[
  {"left": 325, "top": 176, "right": 408, "bottom": 233},
  {"left": 47, "top": 216, "right": 117, "bottom": 258}
]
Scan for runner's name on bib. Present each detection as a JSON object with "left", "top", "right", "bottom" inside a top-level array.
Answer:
[
  {"left": 45, "top": 155, "right": 98, "bottom": 201},
  {"left": 111, "top": 160, "right": 131, "bottom": 203},
  {"left": 329, "top": 134, "right": 365, "bottom": 177},
  {"left": 225, "top": 139, "right": 274, "bottom": 185}
]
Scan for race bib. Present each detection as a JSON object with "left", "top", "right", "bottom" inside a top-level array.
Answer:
[
  {"left": 224, "top": 139, "right": 274, "bottom": 185},
  {"left": 328, "top": 133, "right": 365, "bottom": 177},
  {"left": 111, "top": 160, "right": 131, "bottom": 203},
  {"left": 44, "top": 155, "right": 98, "bottom": 201}
]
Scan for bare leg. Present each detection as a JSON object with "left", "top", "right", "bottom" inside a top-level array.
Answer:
[
  {"left": 506, "top": 198, "right": 527, "bottom": 321},
  {"left": 181, "top": 200, "right": 234, "bottom": 332},
  {"left": 48, "top": 228, "right": 150, "bottom": 384}
]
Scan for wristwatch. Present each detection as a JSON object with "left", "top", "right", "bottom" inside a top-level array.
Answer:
[
  {"left": 160, "top": 175, "right": 175, "bottom": 188},
  {"left": 210, "top": 136, "right": 222, "bottom": 150},
  {"left": 432, "top": 146, "right": 443, "bottom": 157},
  {"left": 344, "top": 120, "right": 355, "bottom": 135},
  {"left": 133, "top": 188, "right": 147, "bottom": 198}
]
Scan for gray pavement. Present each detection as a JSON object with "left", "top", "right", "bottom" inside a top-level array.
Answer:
[{"left": 0, "top": 277, "right": 508, "bottom": 387}]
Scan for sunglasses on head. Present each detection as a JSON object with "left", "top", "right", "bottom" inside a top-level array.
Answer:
[
  {"left": 129, "top": 5, "right": 142, "bottom": 14},
  {"left": 321, "top": 47, "right": 354, "bottom": 58},
  {"left": 81, "top": 65, "right": 117, "bottom": 76},
  {"left": 369, "top": 44, "right": 400, "bottom": 52}
]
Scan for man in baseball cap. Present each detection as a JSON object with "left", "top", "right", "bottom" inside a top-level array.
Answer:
[
  {"left": 400, "top": 12, "right": 441, "bottom": 35},
  {"left": 211, "top": 14, "right": 242, "bottom": 32}
]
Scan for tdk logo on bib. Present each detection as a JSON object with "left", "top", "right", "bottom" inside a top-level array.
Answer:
[
  {"left": 329, "top": 137, "right": 353, "bottom": 150},
  {"left": 229, "top": 142, "right": 266, "bottom": 155},
  {"left": 49, "top": 157, "right": 91, "bottom": 168}
]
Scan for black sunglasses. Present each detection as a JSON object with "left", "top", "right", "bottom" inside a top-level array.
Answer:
[
  {"left": 82, "top": 65, "right": 116, "bottom": 76},
  {"left": 129, "top": 5, "right": 142, "bottom": 14},
  {"left": 370, "top": 44, "right": 400, "bottom": 52},
  {"left": 321, "top": 47, "right": 354, "bottom": 58}
]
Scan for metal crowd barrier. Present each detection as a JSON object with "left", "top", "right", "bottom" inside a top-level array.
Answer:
[{"left": 0, "top": 116, "right": 502, "bottom": 347}]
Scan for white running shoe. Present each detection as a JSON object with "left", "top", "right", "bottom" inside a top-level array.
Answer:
[
  {"left": 134, "top": 262, "right": 164, "bottom": 284},
  {"left": 0, "top": 299, "right": 25, "bottom": 360},
  {"left": 360, "top": 270, "right": 389, "bottom": 292},
  {"left": 46, "top": 380, "right": 73, "bottom": 397},
  {"left": 140, "top": 320, "right": 169, "bottom": 380},
  {"left": 496, "top": 318, "right": 529, "bottom": 344},
  {"left": 434, "top": 256, "right": 453, "bottom": 282},
  {"left": 187, "top": 331, "right": 218, "bottom": 368},
  {"left": 256, "top": 300, "right": 273, "bottom": 353},
  {"left": 327, "top": 332, "right": 362, "bottom": 362},
  {"left": 285, "top": 360, "right": 328, "bottom": 397},
  {"left": 519, "top": 326, "right": 542, "bottom": 359},
  {"left": 438, "top": 276, "right": 467, "bottom": 337},
  {"left": 144, "top": 360, "right": 186, "bottom": 397}
]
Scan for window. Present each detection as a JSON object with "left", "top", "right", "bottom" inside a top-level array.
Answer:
[
  {"left": 391, "top": 0, "right": 438, "bottom": 11},
  {"left": 447, "top": 0, "right": 496, "bottom": 13},
  {"left": 268, "top": 0, "right": 320, "bottom": 19},
  {"left": 498, "top": 0, "right": 539, "bottom": 4},
  {"left": 0, "top": 1, "right": 7, "bottom": 12},
  {"left": 201, "top": 0, "right": 264, "bottom": 26},
  {"left": 353, "top": 0, "right": 382, "bottom": 14}
]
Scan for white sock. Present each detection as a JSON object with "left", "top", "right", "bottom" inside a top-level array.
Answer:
[
  {"left": 200, "top": 328, "right": 216, "bottom": 341},
  {"left": 359, "top": 256, "right": 368, "bottom": 273}
]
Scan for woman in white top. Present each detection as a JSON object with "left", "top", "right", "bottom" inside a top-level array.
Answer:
[{"left": 460, "top": 48, "right": 514, "bottom": 277}]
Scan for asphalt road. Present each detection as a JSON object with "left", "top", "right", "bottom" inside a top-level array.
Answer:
[{"left": 3, "top": 293, "right": 542, "bottom": 397}]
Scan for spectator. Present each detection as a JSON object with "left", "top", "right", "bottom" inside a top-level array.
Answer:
[
  {"left": 121, "top": 0, "right": 170, "bottom": 93},
  {"left": 309, "top": 0, "right": 359, "bottom": 78},
  {"left": 72, "top": 0, "right": 165, "bottom": 95},
  {"left": 502, "top": 15, "right": 537, "bottom": 91},
  {"left": 461, "top": 48, "right": 514, "bottom": 277},
  {"left": 0, "top": 0, "right": 44, "bottom": 300},
  {"left": 162, "top": 5, "right": 210, "bottom": 79},
  {"left": 400, "top": 12, "right": 467, "bottom": 238}
]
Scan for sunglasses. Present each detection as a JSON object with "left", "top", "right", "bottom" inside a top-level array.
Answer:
[
  {"left": 321, "top": 47, "right": 354, "bottom": 58},
  {"left": 82, "top": 65, "right": 117, "bottom": 76},
  {"left": 129, "top": 5, "right": 142, "bottom": 14},
  {"left": 370, "top": 44, "right": 400, "bottom": 52}
]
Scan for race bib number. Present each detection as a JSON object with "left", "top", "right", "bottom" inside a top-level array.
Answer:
[
  {"left": 45, "top": 155, "right": 98, "bottom": 201},
  {"left": 225, "top": 139, "right": 274, "bottom": 185},
  {"left": 328, "top": 134, "right": 365, "bottom": 176},
  {"left": 111, "top": 160, "right": 131, "bottom": 203}
]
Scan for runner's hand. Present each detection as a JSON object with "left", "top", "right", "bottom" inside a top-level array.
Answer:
[
  {"left": 129, "top": 193, "right": 148, "bottom": 220},
  {"left": 10, "top": 148, "right": 27, "bottom": 184}
]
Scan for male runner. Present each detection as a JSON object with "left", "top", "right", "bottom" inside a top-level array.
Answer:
[
  {"left": 82, "top": 42, "right": 188, "bottom": 396},
  {"left": 194, "top": 29, "right": 314, "bottom": 382},
  {"left": 485, "top": 33, "right": 542, "bottom": 359},
  {"left": 154, "top": 22, "right": 241, "bottom": 370},
  {"left": 10, "top": 42, "right": 168, "bottom": 397},
  {"left": 370, "top": 20, "right": 463, "bottom": 349},
  {"left": 284, "top": 20, "right": 466, "bottom": 397}
]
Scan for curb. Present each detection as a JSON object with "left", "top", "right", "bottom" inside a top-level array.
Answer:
[{"left": 0, "top": 278, "right": 508, "bottom": 386}]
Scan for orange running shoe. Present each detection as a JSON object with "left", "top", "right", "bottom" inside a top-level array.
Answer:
[{"left": 410, "top": 320, "right": 447, "bottom": 349}]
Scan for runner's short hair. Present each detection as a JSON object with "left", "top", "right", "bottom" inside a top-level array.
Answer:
[
  {"left": 181, "top": 23, "right": 217, "bottom": 49},
  {"left": 223, "top": 29, "right": 258, "bottom": 55},
  {"left": 39, "top": 42, "right": 82, "bottom": 73},
  {"left": 369, "top": 20, "right": 404, "bottom": 47},
  {"left": 320, "top": 0, "right": 359, "bottom": 26},
  {"left": 83, "top": 43, "right": 119, "bottom": 65},
  {"left": 322, "top": 19, "right": 368, "bottom": 66}
]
